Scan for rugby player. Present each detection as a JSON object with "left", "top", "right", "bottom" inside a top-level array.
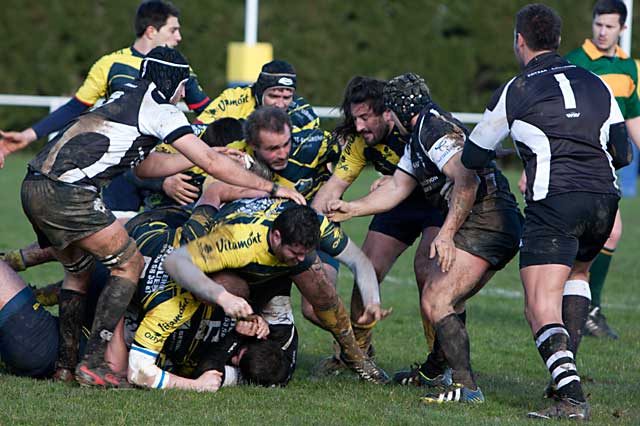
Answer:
[
  {"left": 461, "top": 4, "right": 630, "bottom": 419},
  {"left": 164, "top": 199, "right": 392, "bottom": 384},
  {"left": 194, "top": 60, "right": 319, "bottom": 132},
  {"left": 327, "top": 73, "right": 523, "bottom": 403},
  {"left": 18, "top": 46, "right": 304, "bottom": 388},
  {"left": 0, "top": 0, "right": 211, "bottom": 211},
  {"left": 311, "top": 76, "right": 444, "bottom": 374},
  {"left": 564, "top": 0, "right": 640, "bottom": 340}
]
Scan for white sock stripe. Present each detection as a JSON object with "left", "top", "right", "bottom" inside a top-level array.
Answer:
[
  {"left": 454, "top": 388, "right": 461, "bottom": 401},
  {"left": 536, "top": 327, "right": 569, "bottom": 348},
  {"left": 556, "top": 375, "right": 581, "bottom": 389},
  {"left": 551, "top": 362, "right": 577, "bottom": 380},
  {"left": 563, "top": 280, "right": 591, "bottom": 299},
  {"left": 546, "top": 350, "right": 574, "bottom": 369}
]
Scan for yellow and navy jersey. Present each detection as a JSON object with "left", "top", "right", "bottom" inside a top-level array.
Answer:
[
  {"left": 74, "top": 46, "right": 210, "bottom": 113},
  {"left": 184, "top": 197, "right": 348, "bottom": 286},
  {"left": 226, "top": 128, "right": 340, "bottom": 201},
  {"left": 333, "top": 129, "right": 409, "bottom": 183},
  {"left": 155, "top": 304, "right": 237, "bottom": 378},
  {"left": 143, "top": 142, "right": 210, "bottom": 209},
  {"left": 194, "top": 85, "right": 319, "bottom": 131},
  {"left": 127, "top": 205, "right": 220, "bottom": 352}
]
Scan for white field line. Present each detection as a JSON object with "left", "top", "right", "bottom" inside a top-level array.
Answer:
[{"left": 381, "top": 274, "right": 639, "bottom": 312}]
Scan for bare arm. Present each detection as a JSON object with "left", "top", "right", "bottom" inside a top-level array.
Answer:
[
  {"left": 325, "top": 169, "right": 417, "bottom": 222},
  {"left": 310, "top": 175, "right": 351, "bottom": 214},
  {"left": 430, "top": 152, "right": 479, "bottom": 272},
  {"left": 163, "top": 247, "right": 253, "bottom": 318},
  {"left": 140, "top": 134, "right": 305, "bottom": 204},
  {"left": 625, "top": 116, "right": 640, "bottom": 150}
]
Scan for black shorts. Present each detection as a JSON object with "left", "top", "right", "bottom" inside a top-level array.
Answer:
[
  {"left": 519, "top": 192, "right": 619, "bottom": 268},
  {"left": 454, "top": 201, "right": 524, "bottom": 271},
  {"left": 0, "top": 287, "right": 58, "bottom": 378},
  {"left": 369, "top": 191, "right": 444, "bottom": 246},
  {"left": 21, "top": 171, "right": 115, "bottom": 250}
]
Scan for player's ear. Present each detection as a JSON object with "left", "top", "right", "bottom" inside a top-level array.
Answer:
[
  {"left": 271, "top": 229, "right": 282, "bottom": 246},
  {"left": 143, "top": 25, "right": 158, "bottom": 40}
]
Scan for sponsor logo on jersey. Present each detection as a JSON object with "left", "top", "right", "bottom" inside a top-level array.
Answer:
[
  {"left": 157, "top": 298, "right": 189, "bottom": 332},
  {"left": 215, "top": 232, "right": 263, "bottom": 253},
  {"left": 566, "top": 112, "right": 581, "bottom": 118},
  {"left": 217, "top": 94, "right": 250, "bottom": 112}
]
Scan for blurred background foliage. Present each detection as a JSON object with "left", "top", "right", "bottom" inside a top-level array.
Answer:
[{"left": 1, "top": 0, "right": 639, "bottom": 149}]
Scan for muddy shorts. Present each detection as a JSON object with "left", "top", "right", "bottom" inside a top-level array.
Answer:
[
  {"left": 21, "top": 170, "right": 115, "bottom": 250},
  {"left": 454, "top": 200, "right": 524, "bottom": 271},
  {"left": 519, "top": 192, "right": 619, "bottom": 268}
]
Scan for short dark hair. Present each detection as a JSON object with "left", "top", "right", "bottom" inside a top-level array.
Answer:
[
  {"left": 515, "top": 4, "right": 562, "bottom": 52},
  {"left": 593, "top": 0, "right": 627, "bottom": 26},
  {"left": 334, "top": 76, "right": 387, "bottom": 141},
  {"left": 272, "top": 205, "right": 320, "bottom": 249},
  {"left": 201, "top": 118, "right": 244, "bottom": 147},
  {"left": 239, "top": 339, "right": 289, "bottom": 387},
  {"left": 135, "top": 1, "right": 180, "bottom": 38},
  {"left": 244, "top": 106, "right": 291, "bottom": 147}
]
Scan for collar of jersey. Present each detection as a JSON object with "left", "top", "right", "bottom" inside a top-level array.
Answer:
[
  {"left": 582, "top": 38, "right": 628, "bottom": 60},
  {"left": 130, "top": 45, "right": 146, "bottom": 58}
]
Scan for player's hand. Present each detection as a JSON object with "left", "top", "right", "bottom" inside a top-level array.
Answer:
[
  {"left": 369, "top": 175, "right": 392, "bottom": 192},
  {"left": 213, "top": 146, "right": 246, "bottom": 165},
  {"left": 0, "top": 129, "right": 36, "bottom": 163},
  {"left": 430, "top": 232, "right": 456, "bottom": 272},
  {"left": 275, "top": 185, "right": 306, "bottom": 205},
  {"left": 162, "top": 173, "right": 200, "bottom": 205},
  {"left": 195, "top": 370, "right": 223, "bottom": 392},
  {"left": 217, "top": 291, "right": 254, "bottom": 318},
  {"left": 325, "top": 200, "right": 354, "bottom": 222},
  {"left": 236, "top": 314, "right": 270, "bottom": 339},
  {"left": 356, "top": 303, "right": 393, "bottom": 325},
  {"left": 518, "top": 170, "right": 527, "bottom": 195}
]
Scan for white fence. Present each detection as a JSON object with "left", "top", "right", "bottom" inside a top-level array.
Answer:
[{"left": 0, "top": 94, "right": 483, "bottom": 124}]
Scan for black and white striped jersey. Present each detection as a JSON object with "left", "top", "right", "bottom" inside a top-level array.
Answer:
[
  {"left": 468, "top": 52, "right": 624, "bottom": 202},
  {"left": 29, "top": 80, "right": 193, "bottom": 190}
]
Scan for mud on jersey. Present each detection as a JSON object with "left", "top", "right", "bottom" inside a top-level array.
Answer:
[
  {"left": 29, "top": 80, "right": 193, "bottom": 190},
  {"left": 397, "top": 103, "right": 514, "bottom": 211}
]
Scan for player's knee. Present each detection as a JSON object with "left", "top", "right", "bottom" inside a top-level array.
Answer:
[{"left": 98, "top": 237, "right": 142, "bottom": 273}]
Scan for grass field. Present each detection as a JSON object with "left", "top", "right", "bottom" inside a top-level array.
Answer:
[{"left": 0, "top": 153, "right": 639, "bottom": 425}]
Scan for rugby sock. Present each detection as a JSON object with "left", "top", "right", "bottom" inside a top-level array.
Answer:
[
  {"left": 82, "top": 276, "right": 137, "bottom": 367},
  {"left": 535, "top": 323, "right": 585, "bottom": 402},
  {"left": 420, "top": 312, "right": 437, "bottom": 351},
  {"left": 352, "top": 320, "right": 376, "bottom": 355},
  {"left": 421, "top": 311, "right": 465, "bottom": 377},
  {"left": 562, "top": 280, "right": 591, "bottom": 358},
  {"left": 314, "top": 299, "right": 365, "bottom": 362},
  {"left": 434, "top": 313, "right": 476, "bottom": 389},
  {"left": 57, "top": 289, "right": 87, "bottom": 370},
  {"left": 588, "top": 247, "right": 614, "bottom": 308}
]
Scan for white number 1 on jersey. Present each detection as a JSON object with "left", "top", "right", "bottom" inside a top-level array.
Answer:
[{"left": 554, "top": 73, "right": 577, "bottom": 109}]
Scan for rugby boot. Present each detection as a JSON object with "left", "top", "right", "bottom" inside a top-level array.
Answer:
[
  {"left": 29, "top": 280, "right": 62, "bottom": 306},
  {"left": 584, "top": 306, "right": 619, "bottom": 339},
  {"left": 75, "top": 361, "right": 132, "bottom": 388},
  {"left": 527, "top": 398, "right": 590, "bottom": 421},
  {"left": 421, "top": 383, "right": 485, "bottom": 404},
  {"left": 340, "top": 353, "right": 390, "bottom": 384},
  {"left": 313, "top": 340, "right": 376, "bottom": 377},
  {"left": 393, "top": 363, "right": 453, "bottom": 388}
]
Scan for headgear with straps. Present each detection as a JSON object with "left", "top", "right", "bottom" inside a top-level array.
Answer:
[
  {"left": 140, "top": 46, "right": 190, "bottom": 101},
  {"left": 254, "top": 60, "right": 297, "bottom": 105},
  {"left": 383, "top": 73, "right": 431, "bottom": 129}
]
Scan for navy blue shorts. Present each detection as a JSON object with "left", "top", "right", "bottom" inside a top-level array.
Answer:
[
  {"left": 0, "top": 287, "right": 58, "bottom": 378},
  {"left": 369, "top": 191, "right": 444, "bottom": 246}
]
